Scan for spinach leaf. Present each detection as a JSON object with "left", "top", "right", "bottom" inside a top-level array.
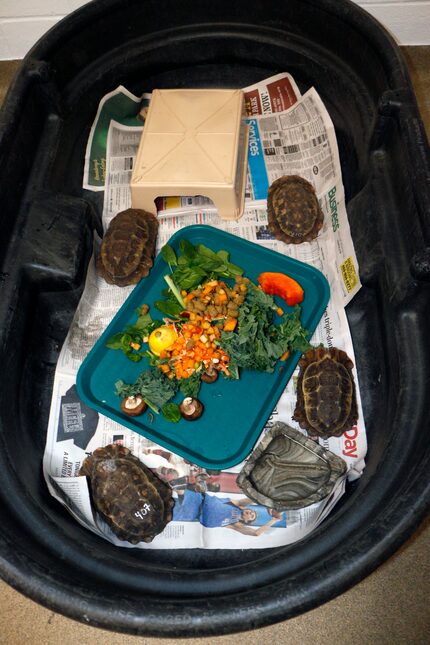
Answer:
[
  {"left": 217, "top": 249, "right": 229, "bottom": 262},
  {"left": 173, "top": 265, "right": 207, "bottom": 290},
  {"left": 133, "top": 310, "right": 155, "bottom": 330},
  {"left": 115, "top": 332, "right": 144, "bottom": 362},
  {"left": 224, "top": 261, "right": 245, "bottom": 277},
  {"left": 154, "top": 299, "right": 183, "bottom": 317},
  {"left": 195, "top": 243, "right": 218, "bottom": 259},
  {"left": 105, "top": 332, "right": 125, "bottom": 350},
  {"left": 179, "top": 239, "right": 196, "bottom": 259},
  {"left": 157, "top": 239, "right": 244, "bottom": 314},
  {"left": 124, "top": 351, "right": 144, "bottom": 363},
  {"left": 106, "top": 308, "right": 161, "bottom": 361},
  {"left": 161, "top": 244, "right": 178, "bottom": 266},
  {"left": 192, "top": 256, "right": 223, "bottom": 272},
  {"left": 161, "top": 402, "right": 182, "bottom": 423}
]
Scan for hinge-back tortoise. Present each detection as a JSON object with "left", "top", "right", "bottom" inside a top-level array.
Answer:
[
  {"left": 293, "top": 346, "right": 358, "bottom": 437},
  {"left": 80, "top": 444, "right": 174, "bottom": 544}
]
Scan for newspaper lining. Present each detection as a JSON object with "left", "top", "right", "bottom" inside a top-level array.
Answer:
[{"left": 43, "top": 73, "right": 366, "bottom": 550}]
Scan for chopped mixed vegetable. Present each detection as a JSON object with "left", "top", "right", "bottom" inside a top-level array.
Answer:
[{"left": 107, "top": 239, "right": 312, "bottom": 422}]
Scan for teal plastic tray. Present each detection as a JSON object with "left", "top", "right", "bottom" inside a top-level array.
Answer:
[{"left": 76, "top": 225, "right": 330, "bottom": 469}]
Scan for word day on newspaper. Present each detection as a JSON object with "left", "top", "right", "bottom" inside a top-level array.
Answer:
[{"left": 43, "top": 73, "right": 367, "bottom": 550}]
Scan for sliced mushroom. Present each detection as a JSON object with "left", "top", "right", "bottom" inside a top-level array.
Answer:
[
  {"left": 201, "top": 366, "right": 219, "bottom": 383},
  {"left": 179, "top": 397, "right": 204, "bottom": 421},
  {"left": 121, "top": 395, "right": 147, "bottom": 417}
]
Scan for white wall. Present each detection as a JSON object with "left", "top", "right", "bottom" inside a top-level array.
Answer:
[
  {"left": 358, "top": 0, "right": 430, "bottom": 44},
  {"left": 0, "top": 1, "right": 89, "bottom": 59},
  {"left": 0, "top": 0, "right": 429, "bottom": 59}
]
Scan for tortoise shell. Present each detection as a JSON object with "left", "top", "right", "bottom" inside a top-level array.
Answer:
[
  {"left": 80, "top": 444, "right": 174, "bottom": 544},
  {"left": 267, "top": 175, "right": 324, "bottom": 244},
  {"left": 97, "top": 208, "right": 158, "bottom": 286},
  {"left": 237, "top": 422, "right": 347, "bottom": 510},
  {"left": 293, "top": 347, "right": 358, "bottom": 437}
]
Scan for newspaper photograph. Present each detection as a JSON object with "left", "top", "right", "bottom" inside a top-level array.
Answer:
[{"left": 43, "top": 72, "right": 366, "bottom": 550}]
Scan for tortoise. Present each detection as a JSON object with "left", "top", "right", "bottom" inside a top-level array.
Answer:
[
  {"left": 97, "top": 208, "right": 159, "bottom": 286},
  {"left": 267, "top": 175, "right": 324, "bottom": 244},
  {"left": 293, "top": 346, "right": 358, "bottom": 437},
  {"left": 79, "top": 443, "right": 174, "bottom": 544}
]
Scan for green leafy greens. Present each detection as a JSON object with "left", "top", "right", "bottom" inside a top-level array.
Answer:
[
  {"left": 160, "top": 402, "right": 182, "bottom": 423},
  {"left": 106, "top": 306, "right": 162, "bottom": 362},
  {"left": 220, "top": 283, "right": 311, "bottom": 374},
  {"left": 155, "top": 239, "right": 244, "bottom": 314},
  {"left": 115, "top": 368, "right": 177, "bottom": 413},
  {"left": 108, "top": 237, "right": 314, "bottom": 424},
  {"left": 178, "top": 370, "right": 202, "bottom": 399}
]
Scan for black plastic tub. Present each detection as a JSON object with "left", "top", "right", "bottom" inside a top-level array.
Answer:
[{"left": 0, "top": 0, "right": 429, "bottom": 637}]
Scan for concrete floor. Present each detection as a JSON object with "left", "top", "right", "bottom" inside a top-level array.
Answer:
[{"left": 0, "top": 47, "right": 429, "bottom": 644}]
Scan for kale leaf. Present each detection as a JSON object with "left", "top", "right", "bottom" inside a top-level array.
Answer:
[
  {"left": 220, "top": 283, "right": 311, "bottom": 373},
  {"left": 115, "top": 368, "right": 178, "bottom": 412},
  {"left": 179, "top": 370, "right": 202, "bottom": 399}
]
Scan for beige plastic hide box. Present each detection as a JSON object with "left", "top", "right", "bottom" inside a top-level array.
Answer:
[{"left": 130, "top": 88, "right": 249, "bottom": 220}]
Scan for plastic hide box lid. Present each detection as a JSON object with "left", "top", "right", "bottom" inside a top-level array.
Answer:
[{"left": 130, "top": 89, "right": 249, "bottom": 220}]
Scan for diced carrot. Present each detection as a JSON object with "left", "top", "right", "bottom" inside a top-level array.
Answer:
[
  {"left": 276, "top": 307, "right": 284, "bottom": 316},
  {"left": 214, "top": 293, "right": 228, "bottom": 305},
  {"left": 223, "top": 318, "right": 237, "bottom": 332},
  {"left": 202, "top": 282, "right": 217, "bottom": 296},
  {"left": 150, "top": 313, "right": 232, "bottom": 382},
  {"left": 280, "top": 350, "right": 290, "bottom": 361}
]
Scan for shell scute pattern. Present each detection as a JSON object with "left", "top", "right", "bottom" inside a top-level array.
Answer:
[
  {"left": 267, "top": 175, "right": 324, "bottom": 244},
  {"left": 80, "top": 444, "right": 174, "bottom": 544},
  {"left": 293, "top": 347, "right": 358, "bottom": 437},
  {"left": 97, "top": 208, "right": 158, "bottom": 286}
]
